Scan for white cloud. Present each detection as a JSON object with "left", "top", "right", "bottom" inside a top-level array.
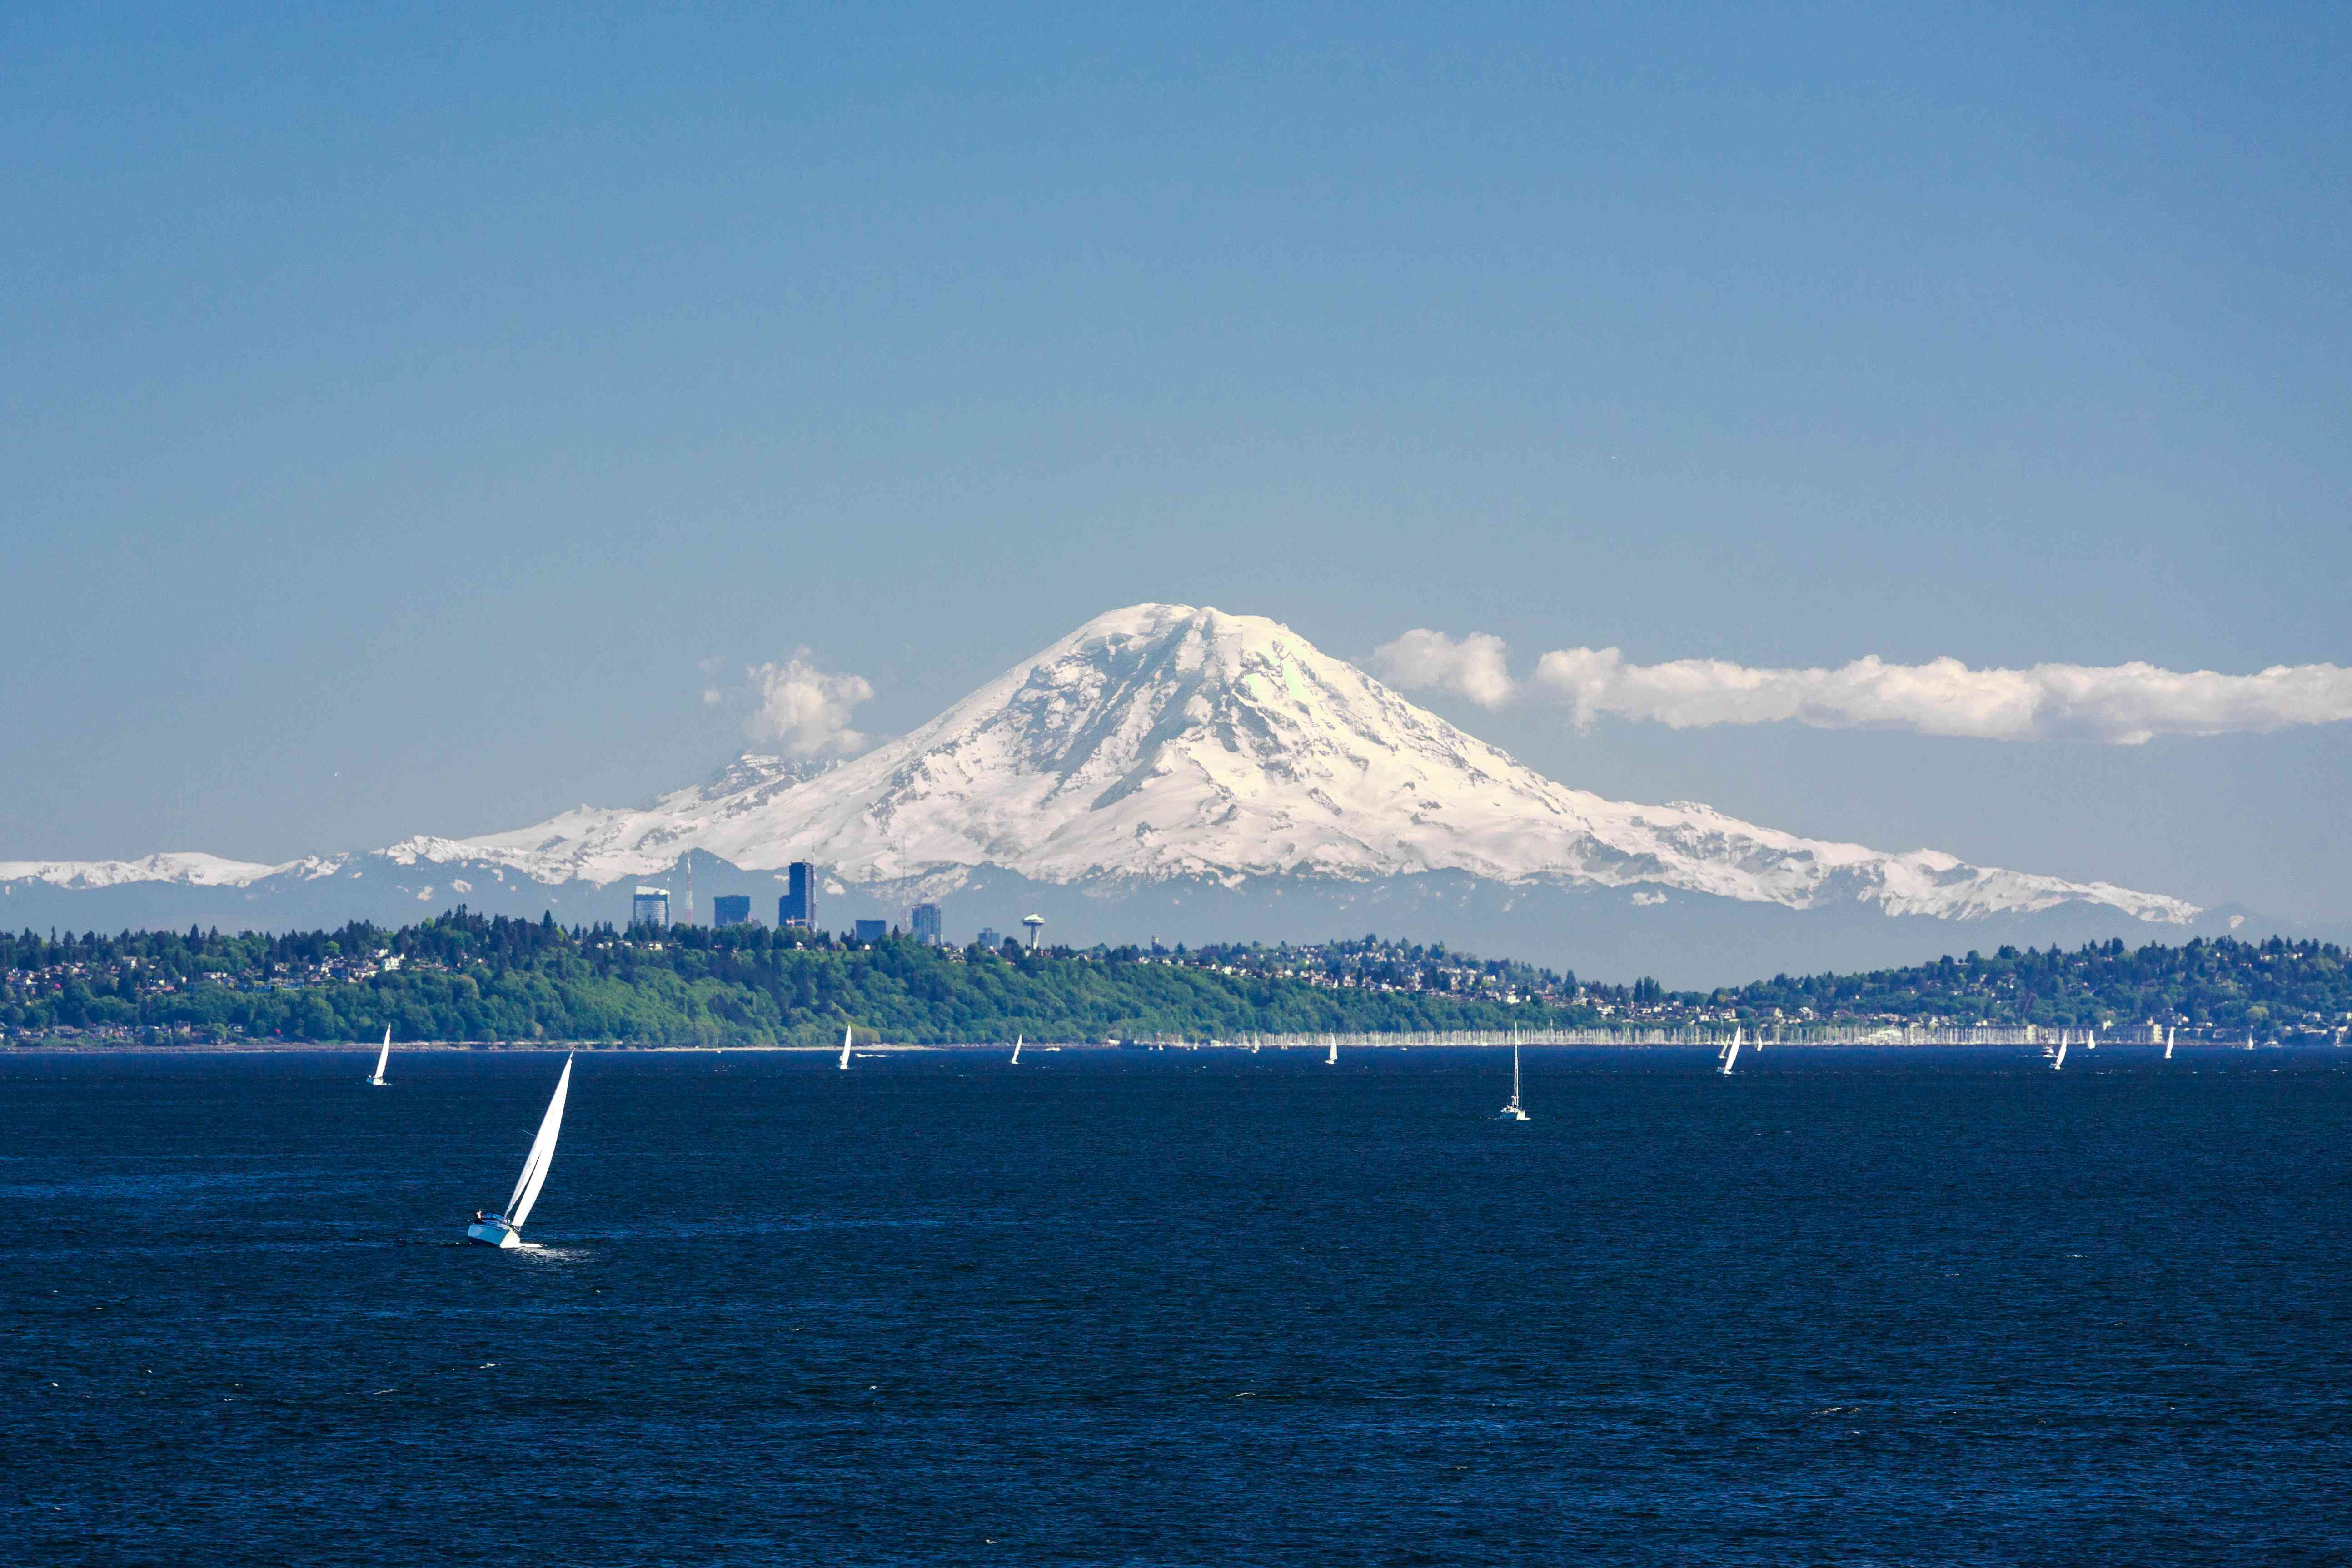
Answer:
[
  {"left": 1370, "top": 629, "right": 1516, "bottom": 709},
  {"left": 1371, "top": 627, "right": 2352, "bottom": 743},
  {"left": 743, "top": 652, "right": 876, "bottom": 757},
  {"left": 1526, "top": 647, "right": 2352, "bottom": 744}
]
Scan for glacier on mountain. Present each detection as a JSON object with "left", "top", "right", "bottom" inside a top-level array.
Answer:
[{"left": 390, "top": 604, "right": 2193, "bottom": 925}]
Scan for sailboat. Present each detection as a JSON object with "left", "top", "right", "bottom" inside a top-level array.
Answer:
[
  {"left": 1326, "top": 1038, "right": 1338, "bottom": 1066},
  {"left": 2164, "top": 1026, "right": 2175, "bottom": 1060},
  {"left": 2051, "top": 1031, "right": 2069, "bottom": 1071},
  {"left": 1500, "top": 1039, "right": 1529, "bottom": 1120},
  {"left": 1720, "top": 1026, "right": 1743, "bottom": 1076},
  {"left": 839, "top": 1026, "right": 854, "bottom": 1070},
  {"left": 1010, "top": 1033, "right": 1022, "bottom": 1065},
  {"left": 368, "top": 1026, "right": 391, "bottom": 1087},
  {"left": 466, "top": 1055, "right": 573, "bottom": 1249}
]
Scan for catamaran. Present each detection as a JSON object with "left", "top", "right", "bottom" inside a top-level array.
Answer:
[
  {"left": 368, "top": 1026, "right": 391, "bottom": 1087},
  {"left": 1010, "top": 1033, "right": 1022, "bottom": 1065},
  {"left": 1720, "top": 1026, "right": 1743, "bottom": 1076},
  {"left": 1500, "top": 1039, "right": 1529, "bottom": 1120},
  {"left": 466, "top": 1054, "right": 573, "bottom": 1249},
  {"left": 839, "top": 1026, "right": 853, "bottom": 1070}
]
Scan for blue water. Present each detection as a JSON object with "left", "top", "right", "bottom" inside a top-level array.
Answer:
[{"left": 5, "top": 1045, "right": 2350, "bottom": 1565}]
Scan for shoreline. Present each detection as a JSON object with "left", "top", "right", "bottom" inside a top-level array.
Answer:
[{"left": 0, "top": 1036, "right": 2332, "bottom": 1055}]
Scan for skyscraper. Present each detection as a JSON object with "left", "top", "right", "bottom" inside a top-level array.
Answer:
[
  {"left": 910, "top": 902, "right": 942, "bottom": 945},
  {"left": 630, "top": 887, "right": 671, "bottom": 929},
  {"left": 779, "top": 861, "right": 819, "bottom": 929},
  {"left": 712, "top": 895, "right": 752, "bottom": 927},
  {"left": 852, "top": 918, "right": 888, "bottom": 943}
]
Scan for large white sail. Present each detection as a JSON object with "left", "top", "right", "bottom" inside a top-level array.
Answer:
[
  {"left": 370, "top": 1026, "right": 390, "bottom": 1085},
  {"left": 2165, "top": 1026, "right": 2175, "bottom": 1060},
  {"left": 1010, "top": 1033, "right": 1022, "bottom": 1064},
  {"left": 1720, "top": 1026, "right": 1743, "bottom": 1076},
  {"left": 505, "top": 1055, "right": 573, "bottom": 1230},
  {"left": 839, "top": 1026, "right": 853, "bottom": 1070}
]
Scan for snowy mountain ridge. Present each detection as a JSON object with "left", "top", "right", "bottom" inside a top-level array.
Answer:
[{"left": 8, "top": 603, "right": 2195, "bottom": 928}]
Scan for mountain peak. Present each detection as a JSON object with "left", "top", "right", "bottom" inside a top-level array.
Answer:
[{"left": 402, "top": 605, "right": 2195, "bottom": 927}]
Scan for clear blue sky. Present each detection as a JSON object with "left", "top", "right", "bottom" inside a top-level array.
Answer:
[{"left": 5, "top": 4, "right": 2347, "bottom": 923}]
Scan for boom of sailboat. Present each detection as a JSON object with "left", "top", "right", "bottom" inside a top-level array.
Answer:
[{"left": 467, "top": 1054, "right": 573, "bottom": 1249}]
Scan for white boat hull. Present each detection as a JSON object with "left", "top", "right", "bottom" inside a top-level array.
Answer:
[
  {"left": 466, "top": 1220, "right": 523, "bottom": 1249},
  {"left": 1500, "top": 1105, "right": 1528, "bottom": 1121}
]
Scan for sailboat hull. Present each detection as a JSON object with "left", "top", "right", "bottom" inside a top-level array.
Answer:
[{"left": 466, "top": 1220, "right": 523, "bottom": 1249}]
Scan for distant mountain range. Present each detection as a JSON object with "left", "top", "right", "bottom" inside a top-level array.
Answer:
[{"left": 1, "top": 604, "right": 2282, "bottom": 985}]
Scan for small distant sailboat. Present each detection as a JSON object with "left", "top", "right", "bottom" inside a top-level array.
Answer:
[
  {"left": 2164, "top": 1026, "right": 2175, "bottom": 1061},
  {"left": 2051, "top": 1030, "right": 2069, "bottom": 1072},
  {"left": 466, "top": 1054, "right": 573, "bottom": 1249},
  {"left": 368, "top": 1025, "right": 391, "bottom": 1087},
  {"left": 2084, "top": 1029, "right": 2097, "bottom": 1050},
  {"left": 2247, "top": 1030, "right": 2257, "bottom": 1052},
  {"left": 1326, "top": 1039, "right": 1338, "bottom": 1066},
  {"left": 1720, "top": 1026, "right": 1743, "bottom": 1076},
  {"left": 839, "top": 1026, "right": 853, "bottom": 1070},
  {"left": 1010, "top": 1034, "right": 1022, "bottom": 1065},
  {"left": 1500, "top": 1039, "right": 1529, "bottom": 1120}
]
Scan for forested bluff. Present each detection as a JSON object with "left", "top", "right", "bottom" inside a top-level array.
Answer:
[{"left": 4, "top": 910, "right": 2347, "bottom": 1047}]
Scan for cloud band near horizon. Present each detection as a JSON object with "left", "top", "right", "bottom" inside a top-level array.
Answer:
[{"left": 1370, "top": 630, "right": 2352, "bottom": 744}]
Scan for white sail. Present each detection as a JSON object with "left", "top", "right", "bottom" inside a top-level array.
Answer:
[
  {"left": 2165, "top": 1026, "right": 2175, "bottom": 1060},
  {"left": 2052, "top": 1036, "right": 2068, "bottom": 1071},
  {"left": 1721, "top": 1027, "right": 1743, "bottom": 1076},
  {"left": 1326, "top": 1039, "right": 1338, "bottom": 1065},
  {"left": 370, "top": 1026, "right": 390, "bottom": 1085},
  {"left": 505, "top": 1054, "right": 573, "bottom": 1230},
  {"left": 839, "top": 1026, "right": 853, "bottom": 1070},
  {"left": 1011, "top": 1033, "right": 1022, "bottom": 1064},
  {"left": 2086, "top": 1028, "right": 2097, "bottom": 1050}
]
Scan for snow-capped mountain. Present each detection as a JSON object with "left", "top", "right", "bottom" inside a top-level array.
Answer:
[
  {"left": 8, "top": 604, "right": 2196, "bottom": 936},
  {"left": 397, "top": 603, "right": 2196, "bottom": 923}
]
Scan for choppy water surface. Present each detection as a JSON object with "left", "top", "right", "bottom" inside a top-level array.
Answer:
[{"left": 5, "top": 1045, "right": 2349, "bottom": 1565}]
